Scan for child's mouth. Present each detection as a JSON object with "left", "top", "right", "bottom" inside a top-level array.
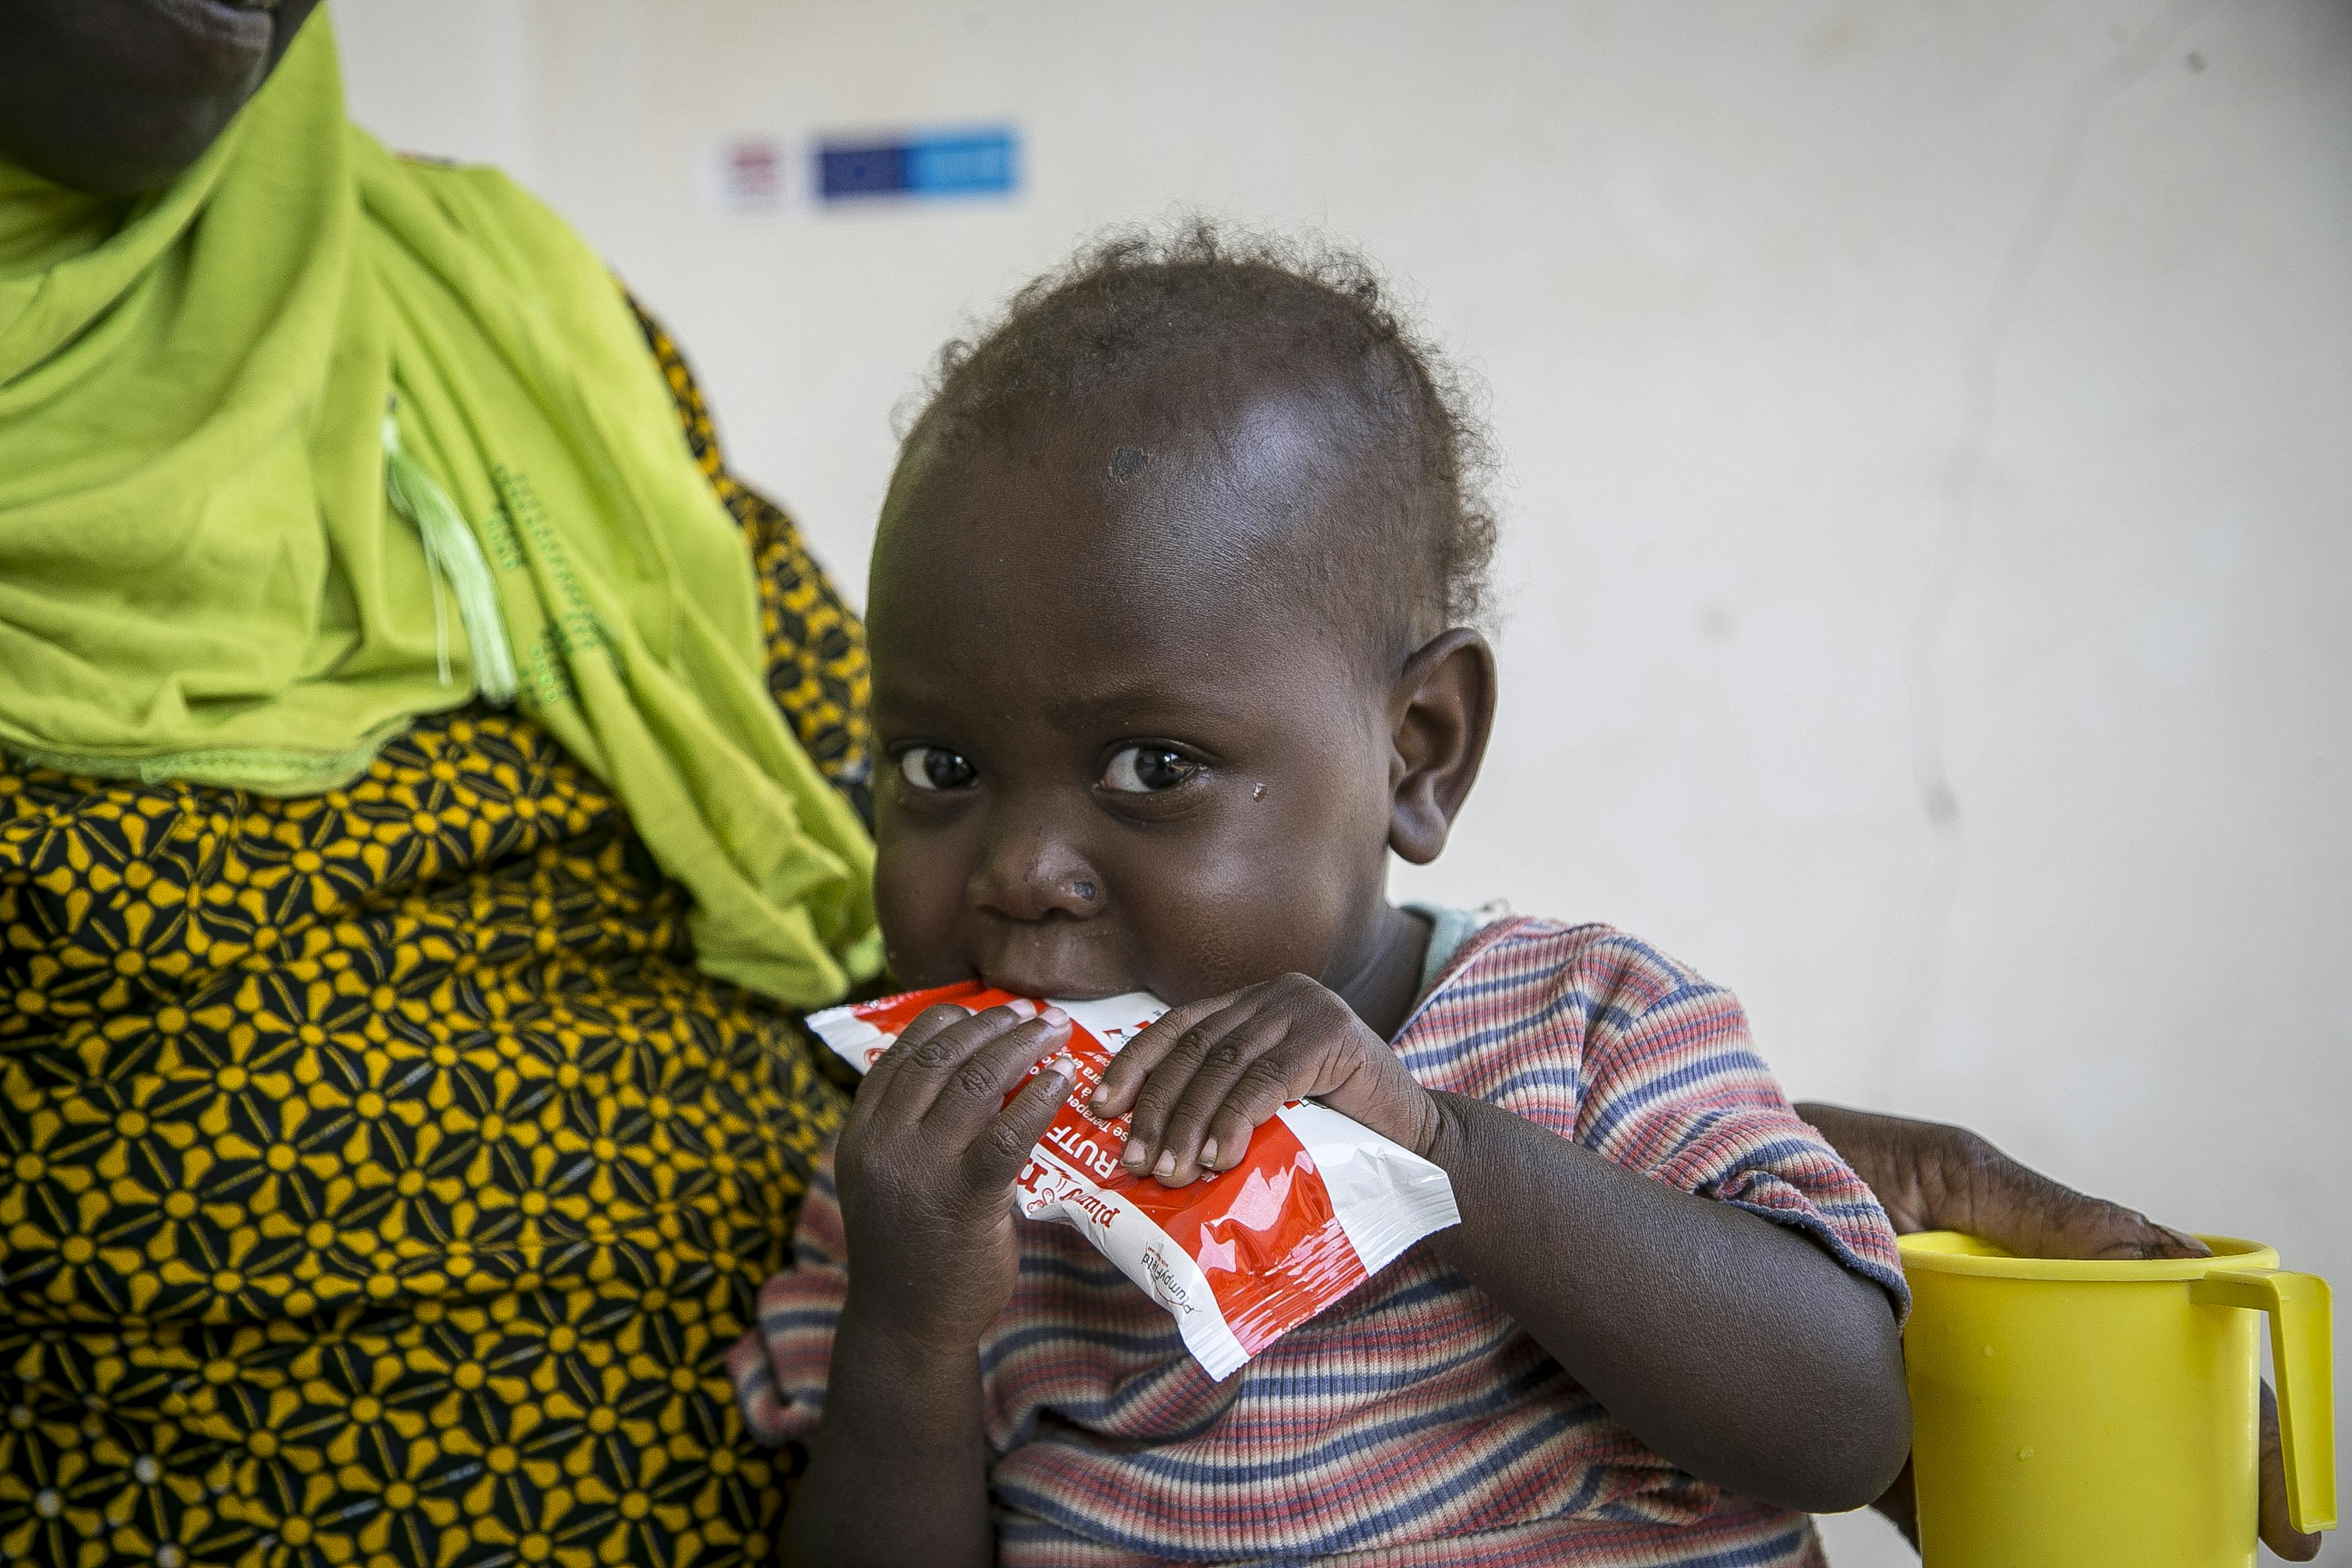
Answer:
[
  {"left": 974, "top": 928, "right": 1135, "bottom": 1003},
  {"left": 981, "top": 972, "right": 1131, "bottom": 1003}
]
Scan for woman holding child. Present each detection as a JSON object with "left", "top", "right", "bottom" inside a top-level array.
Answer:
[{"left": 0, "top": 2, "right": 2313, "bottom": 1564}]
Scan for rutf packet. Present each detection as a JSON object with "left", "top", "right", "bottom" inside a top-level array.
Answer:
[{"left": 807, "top": 982, "right": 1460, "bottom": 1380}]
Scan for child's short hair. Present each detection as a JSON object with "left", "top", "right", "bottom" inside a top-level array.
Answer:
[{"left": 899, "top": 219, "right": 1501, "bottom": 644}]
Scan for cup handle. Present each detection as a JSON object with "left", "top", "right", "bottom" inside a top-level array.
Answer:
[{"left": 2189, "top": 1267, "right": 2337, "bottom": 1534}]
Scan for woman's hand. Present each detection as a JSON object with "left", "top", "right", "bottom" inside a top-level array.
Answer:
[
  {"left": 1797, "top": 1102, "right": 2321, "bottom": 1562},
  {"left": 833, "top": 1000, "right": 1077, "bottom": 1349},
  {"left": 1090, "top": 973, "right": 1441, "bottom": 1186}
]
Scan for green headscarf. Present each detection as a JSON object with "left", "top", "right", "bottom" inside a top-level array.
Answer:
[{"left": 0, "top": 17, "right": 880, "bottom": 1006}]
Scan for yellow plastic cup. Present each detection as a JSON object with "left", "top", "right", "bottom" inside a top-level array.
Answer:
[{"left": 1898, "top": 1232, "right": 2335, "bottom": 1567}]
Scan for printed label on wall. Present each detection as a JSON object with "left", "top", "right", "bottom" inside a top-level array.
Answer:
[
  {"left": 815, "top": 127, "right": 1019, "bottom": 202},
  {"left": 705, "top": 134, "right": 790, "bottom": 217}
]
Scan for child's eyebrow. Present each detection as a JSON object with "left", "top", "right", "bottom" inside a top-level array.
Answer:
[
  {"left": 1035, "top": 677, "right": 1256, "bottom": 731},
  {"left": 881, "top": 671, "right": 1250, "bottom": 733},
  {"left": 875, "top": 645, "right": 1290, "bottom": 744}
]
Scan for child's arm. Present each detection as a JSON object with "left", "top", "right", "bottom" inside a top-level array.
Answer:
[
  {"left": 782, "top": 1001, "right": 1078, "bottom": 1568},
  {"left": 1093, "top": 974, "right": 1912, "bottom": 1515},
  {"left": 1409, "top": 1090, "right": 1910, "bottom": 1512}
]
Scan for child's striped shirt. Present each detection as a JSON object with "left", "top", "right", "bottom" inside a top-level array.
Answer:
[{"left": 736, "top": 917, "right": 1909, "bottom": 1566}]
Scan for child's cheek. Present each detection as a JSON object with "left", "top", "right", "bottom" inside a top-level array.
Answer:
[
  {"left": 871, "top": 842, "right": 971, "bottom": 984},
  {"left": 1123, "top": 850, "right": 1353, "bottom": 1004}
]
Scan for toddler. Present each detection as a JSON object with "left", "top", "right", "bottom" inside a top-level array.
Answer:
[{"left": 731, "top": 225, "right": 1912, "bottom": 1567}]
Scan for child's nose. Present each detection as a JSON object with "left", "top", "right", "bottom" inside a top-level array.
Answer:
[{"left": 970, "top": 825, "right": 1104, "bottom": 922}]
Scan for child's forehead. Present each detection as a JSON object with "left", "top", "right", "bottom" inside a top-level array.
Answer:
[{"left": 874, "top": 384, "right": 1357, "bottom": 623}]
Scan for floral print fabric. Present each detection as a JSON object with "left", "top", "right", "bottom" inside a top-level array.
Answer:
[{"left": 0, "top": 306, "right": 869, "bottom": 1568}]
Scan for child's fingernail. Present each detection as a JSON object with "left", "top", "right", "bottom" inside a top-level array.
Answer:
[
  {"left": 1199, "top": 1138, "right": 1219, "bottom": 1167},
  {"left": 1121, "top": 1139, "right": 1147, "bottom": 1166},
  {"left": 1041, "top": 1005, "right": 1069, "bottom": 1027},
  {"left": 1006, "top": 998, "right": 1038, "bottom": 1019},
  {"left": 1153, "top": 1150, "right": 1176, "bottom": 1179}
]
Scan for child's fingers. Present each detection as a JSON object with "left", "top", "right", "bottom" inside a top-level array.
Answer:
[
  {"left": 856, "top": 1003, "right": 969, "bottom": 1096},
  {"left": 965, "top": 1052, "right": 1077, "bottom": 1192},
  {"left": 1143, "top": 1014, "right": 1294, "bottom": 1185},
  {"left": 845, "top": 1003, "right": 968, "bottom": 1140},
  {"left": 1090, "top": 993, "right": 1232, "bottom": 1118},
  {"left": 1113, "top": 1003, "right": 1259, "bottom": 1173},
  {"left": 924, "top": 1008, "right": 1074, "bottom": 1134},
  {"left": 1198, "top": 1056, "right": 1305, "bottom": 1176},
  {"left": 870, "top": 1000, "right": 1039, "bottom": 1123},
  {"left": 861, "top": 1002, "right": 984, "bottom": 1100}
]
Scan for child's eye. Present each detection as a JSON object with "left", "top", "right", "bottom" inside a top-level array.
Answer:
[
  {"left": 897, "top": 745, "right": 978, "bottom": 792},
  {"left": 1099, "top": 745, "right": 1200, "bottom": 794}
]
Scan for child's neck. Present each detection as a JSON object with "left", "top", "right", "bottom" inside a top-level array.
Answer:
[{"left": 1325, "top": 901, "right": 1434, "bottom": 1043}]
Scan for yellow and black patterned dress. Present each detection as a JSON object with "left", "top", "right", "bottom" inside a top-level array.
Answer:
[{"left": 0, "top": 309, "right": 866, "bottom": 1568}]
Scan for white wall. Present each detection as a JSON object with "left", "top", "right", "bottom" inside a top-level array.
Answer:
[{"left": 336, "top": 3, "right": 2350, "bottom": 1560}]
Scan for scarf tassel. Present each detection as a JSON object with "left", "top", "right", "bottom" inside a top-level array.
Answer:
[{"left": 382, "top": 411, "right": 520, "bottom": 706}]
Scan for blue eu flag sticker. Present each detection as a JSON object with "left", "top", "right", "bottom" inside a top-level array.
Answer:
[{"left": 816, "top": 128, "right": 1019, "bottom": 202}]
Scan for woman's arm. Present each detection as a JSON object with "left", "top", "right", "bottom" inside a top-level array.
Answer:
[
  {"left": 1798, "top": 1102, "right": 2322, "bottom": 1563},
  {"left": 1794, "top": 1103, "right": 2204, "bottom": 1260},
  {"left": 1417, "top": 1092, "right": 1912, "bottom": 1514}
]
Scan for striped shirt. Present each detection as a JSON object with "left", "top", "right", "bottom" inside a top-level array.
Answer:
[{"left": 741, "top": 918, "right": 1909, "bottom": 1566}]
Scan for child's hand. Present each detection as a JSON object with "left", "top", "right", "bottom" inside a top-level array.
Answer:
[
  {"left": 832, "top": 1000, "right": 1076, "bottom": 1351},
  {"left": 1091, "top": 974, "right": 1440, "bottom": 1186}
]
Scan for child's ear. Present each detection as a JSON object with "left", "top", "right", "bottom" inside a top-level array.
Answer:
[{"left": 1387, "top": 628, "right": 1496, "bottom": 866}]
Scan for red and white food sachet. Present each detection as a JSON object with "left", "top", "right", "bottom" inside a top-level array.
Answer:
[{"left": 807, "top": 981, "right": 1460, "bottom": 1381}]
